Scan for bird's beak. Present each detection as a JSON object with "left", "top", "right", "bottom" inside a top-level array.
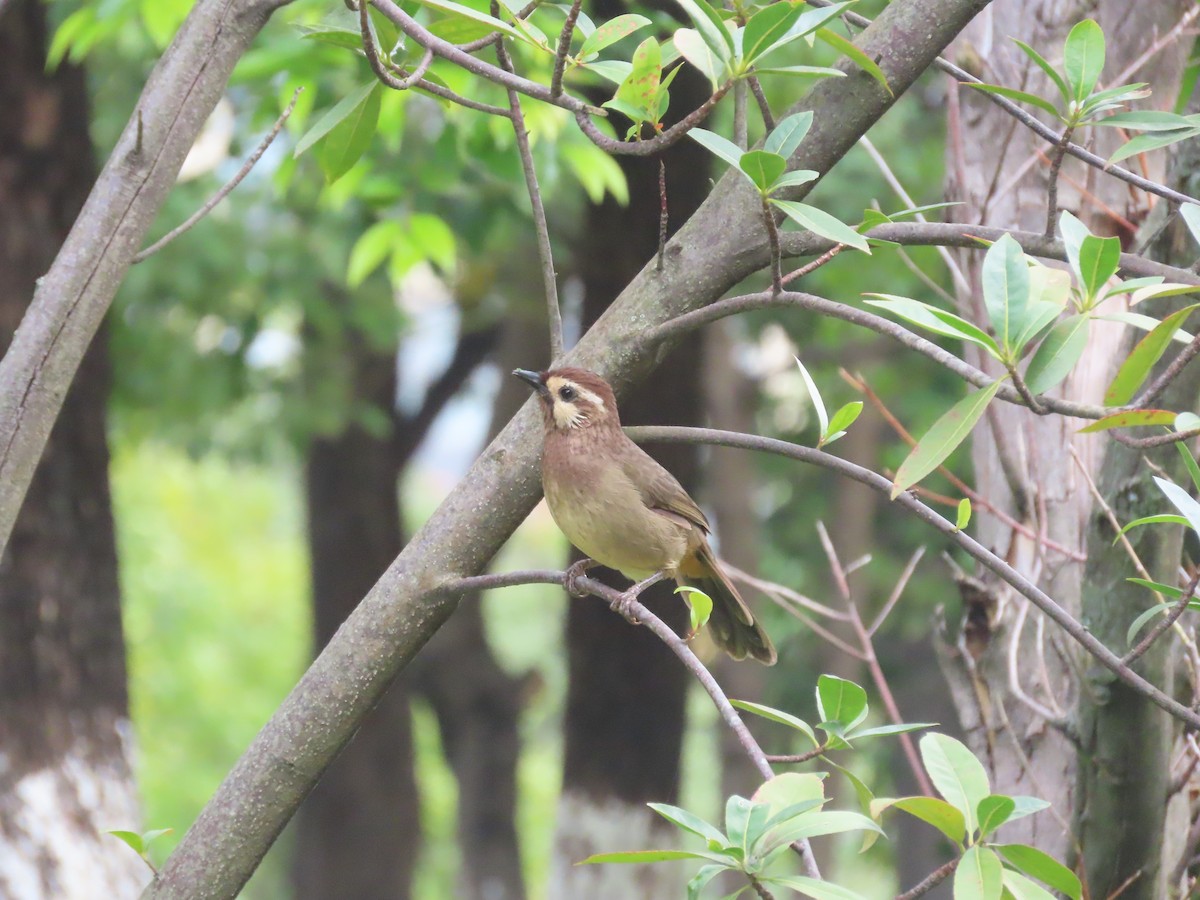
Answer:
[{"left": 512, "top": 368, "right": 549, "bottom": 397}]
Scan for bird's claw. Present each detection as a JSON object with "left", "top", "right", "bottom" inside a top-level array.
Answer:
[
  {"left": 564, "top": 559, "right": 595, "bottom": 598},
  {"left": 610, "top": 591, "right": 640, "bottom": 623}
]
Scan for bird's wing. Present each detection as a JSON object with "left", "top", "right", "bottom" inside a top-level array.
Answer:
[{"left": 619, "top": 442, "right": 711, "bottom": 533}]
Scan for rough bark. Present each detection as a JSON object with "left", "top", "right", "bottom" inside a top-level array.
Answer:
[
  {"left": 942, "top": 0, "right": 1191, "bottom": 887},
  {"left": 294, "top": 326, "right": 418, "bottom": 900},
  {"left": 0, "top": 0, "right": 286, "bottom": 559},
  {"left": 143, "top": 3, "right": 997, "bottom": 894},
  {"left": 0, "top": 1, "right": 144, "bottom": 895}
]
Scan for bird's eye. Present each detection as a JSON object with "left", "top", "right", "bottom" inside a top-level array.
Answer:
[{"left": 558, "top": 386, "right": 577, "bottom": 401}]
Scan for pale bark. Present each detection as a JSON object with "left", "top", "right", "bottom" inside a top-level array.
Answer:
[{"left": 943, "top": 0, "right": 1192, "bottom": 892}]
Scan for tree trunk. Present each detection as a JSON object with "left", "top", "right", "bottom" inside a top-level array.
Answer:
[
  {"left": 0, "top": 1, "right": 144, "bottom": 895},
  {"left": 294, "top": 329, "right": 419, "bottom": 900},
  {"left": 550, "top": 61, "right": 712, "bottom": 897},
  {"left": 942, "top": 1, "right": 1191, "bottom": 890}
]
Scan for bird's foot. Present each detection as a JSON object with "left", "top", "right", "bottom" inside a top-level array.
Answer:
[
  {"left": 610, "top": 590, "right": 641, "bottom": 623},
  {"left": 564, "top": 559, "right": 598, "bottom": 597}
]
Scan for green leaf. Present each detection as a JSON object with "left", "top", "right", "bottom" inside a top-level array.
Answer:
[
  {"left": 674, "top": 0, "right": 734, "bottom": 59},
  {"left": 817, "top": 27, "right": 890, "bottom": 94},
  {"left": 730, "top": 699, "right": 818, "bottom": 745},
  {"left": 579, "top": 849, "right": 727, "bottom": 864},
  {"left": 752, "top": 773, "right": 826, "bottom": 822},
  {"left": 1063, "top": 19, "right": 1105, "bottom": 102},
  {"left": 1099, "top": 310, "right": 1194, "bottom": 341},
  {"left": 409, "top": 212, "right": 456, "bottom": 273},
  {"left": 976, "top": 794, "right": 1016, "bottom": 837},
  {"left": 676, "top": 586, "right": 714, "bottom": 634},
  {"left": 725, "top": 795, "right": 756, "bottom": 847},
  {"left": 1077, "top": 409, "right": 1178, "bottom": 433},
  {"left": 319, "top": 83, "right": 382, "bottom": 183},
  {"left": 982, "top": 233, "right": 1031, "bottom": 355},
  {"left": 794, "top": 355, "right": 828, "bottom": 440},
  {"left": 1101, "top": 110, "right": 1197, "bottom": 131},
  {"left": 1177, "top": 438, "right": 1200, "bottom": 493},
  {"left": 891, "top": 381, "right": 1005, "bottom": 498},
  {"left": 347, "top": 220, "right": 403, "bottom": 287},
  {"left": 688, "top": 865, "right": 729, "bottom": 900},
  {"left": 739, "top": 150, "right": 787, "bottom": 192},
  {"left": 764, "top": 111, "right": 814, "bottom": 159},
  {"left": 863, "top": 294, "right": 1001, "bottom": 355},
  {"left": 107, "top": 830, "right": 145, "bottom": 855},
  {"left": 578, "top": 14, "right": 652, "bottom": 60},
  {"left": 816, "top": 675, "right": 869, "bottom": 730},
  {"left": 295, "top": 80, "right": 379, "bottom": 159},
  {"left": 648, "top": 802, "right": 729, "bottom": 847},
  {"left": 760, "top": 876, "right": 867, "bottom": 900},
  {"left": 955, "top": 498, "right": 972, "bottom": 531},
  {"left": 412, "top": 0, "right": 523, "bottom": 40},
  {"left": 772, "top": 169, "right": 820, "bottom": 191},
  {"left": 1104, "top": 276, "right": 1165, "bottom": 299},
  {"left": 1114, "top": 514, "right": 1190, "bottom": 543},
  {"left": 873, "top": 796, "right": 966, "bottom": 845},
  {"left": 955, "top": 845, "right": 1004, "bottom": 900},
  {"left": 1076, "top": 233, "right": 1121, "bottom": 302},
  {"left": 674, "top": 28, "right": 726, "bottom": 89},
  {"left": 758, "top": 2, "right": 850, "bottom": 59},
  {"left": 1006, "top": 796, "right": 1051, "bottom": 824},
  {"left": 965, "top": 83, "right": 1061, "bottom": 118},
  {"left": 1012, "top": 38, "right": 1071, "bottom": 104},
  {"left": 753, "top": 64, "right": 845, "bottom": 80},
  {"left": 1110, "top": 127, "right": 1200, "bottom": 164},
  {"left": 1024, "top": 314, "right": 1089, "bottom": 394},
  {"left": 1001, "top": 869, "right": 1057, "bottom": 900},
  {"left": 850, "top": 722, "right": 936, "bottom": 740},
  {"left": 772, "top": 200, "right": 870, "bottom": 253},
  {"left": 1177, "top": 412, "right": 1200, "bottom": 432},
  {"left": 689, "top": 128, "right": 744, "bottom": 170},
  {"left": 1104, "top": 304, "right": 1200, "bottom": 404},
  {"left": 740, "top": 2, "right": 804, "bottom": 66},
  {"left": 996, "top": 844, "right": 1082, "bottom": 899},
  {"left": 919, "top": 733, "right": 991, "bottom": 834},
  {"left": 760, "top": 810, "right": 881, "bottom": 850},
  {"left": 823, "top": 401, "right": 863, "bottom": 446},
  {"left": 1182, "top": 203, "right": 1200, "bottom": 248},
  {"left": 606, "top": 37, "right": 662, "bottom": 124},
  {"left": 1155, "top": 475, "right": 1200, "bottom": 538},
  {"left": 1128, "top": 577, "right": 1186, "bottom": 599},
  {"left": 1126, "top": 597, "right": 1200, "bottom": 645}
]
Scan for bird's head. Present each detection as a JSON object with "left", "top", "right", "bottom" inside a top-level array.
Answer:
[{"left": 513, "top": 367, "right": 619, "bottom": 432}]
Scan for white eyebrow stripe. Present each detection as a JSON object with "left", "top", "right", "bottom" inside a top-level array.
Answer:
[{"left": 571, "top": 384, "right": 606, "bottom": 411}]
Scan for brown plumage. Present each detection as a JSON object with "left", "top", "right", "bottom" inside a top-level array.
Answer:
[{"left": 514, "top": 366, "right": 776, "bottom": 665}]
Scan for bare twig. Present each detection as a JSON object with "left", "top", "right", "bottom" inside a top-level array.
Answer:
[
  {"left": 1111, "top": 427, "right": 1200, "bottom": 450},
  {"left": 766, "top": 746, "right": 828, "bottom": 764},
  {"left": 359, "top": 0, "right": 433, "bottom": 91},
  {"left": 133, "top": 89, "right": 302, "bottom": 264},
  {"left": 762, "top": 199, "right": 784, "bottom": 294},
  {"left": 571, "top": 81, "right": 733, "bottom": 157},
  {"left": 895, "top": 857, "right": 959, "bottom": 900},
  {"left": 1005, "top": 363, "right": 1049, "bottom": 416},
  {"left": 869, "top": 546, "right": 926, "bottom": 634},
  {"left": 549, "top": 0, "right": 582, "bottom": 97},
  {"left": 495, "top": 25, "right": 563, "bottom": 360},
  {"left": 1044, "top": 124, "right": 1075, "bottom": 237},
  {"left": 781, "top": 244, "right": 843, "bottom": 287},
  {"left": 627, "top": 425, "right": 1200, "bottom": 731},
  {"left": 748, "top": 75, "right": 776, "bottom": 132},
  {"left": 804, "top": 0, "right": 1200, "bottom": 209}
]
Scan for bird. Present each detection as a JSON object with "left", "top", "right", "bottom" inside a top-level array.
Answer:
[{"left": 513, "top": 366, "right": 777, "bottom": 665}]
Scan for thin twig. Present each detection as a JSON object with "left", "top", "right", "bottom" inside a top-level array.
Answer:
[
  {"left": 549, "top": 0, "right": 582, "bottom": 97},
  {"left": 1111, "top": 427, "right": 1200, "bottom": 451},
  {"left": 641, "top": 288, "right": 1111, "bottom": 421},
  {"left": 748, "top": 75, "right": 776, "bottom": 132},
  {"left": 803, "top": 0, "right": 1200, "bottom": 209},
  {"left": 133, "top": 89, "right": 302, "bottom": 264},
  {"left": 572, "top": 81, "right": 733, "bottom": 157},
  {"left": 360, "top": 0, "right": 434, "bottom": 91},
  {"left": 869, "top": 546, "right": 926, "bottom": 634},
  {"left": 1044, "top": 124, "right": 1076, "bottom": 237},
  {"left": 781, "top": 245, "right": 843, "bottom": 287},
  {"left": 1123, "top": 569, "right": 1200, "bottom": 666},
  {"left": 895, "top": 858, "right": 959, "bottom": 900},
  {"left": 627, "top": 425, "right": 1200, "bottom": 731},
  {"left": 495, "top": 25, "right": 563, "bottom": 361},
  {"left": 766, "top": 746, "right": 828, "bottom": 764},
  {"left": 1006, "top": 363, "right": 1049, "bottom": 416},
  {"left": 762, "top": 198, "right": 784, "bottom": 294}
]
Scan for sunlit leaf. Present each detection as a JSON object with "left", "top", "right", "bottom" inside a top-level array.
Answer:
[
  {"left": 981, "top": 233, "right": 1031, "bottom": 355},
  {"left": 891, "top": 381, "right": 1005, "bottom": 498},
  {"left": 1063, "top": 18, "right": 1104, "bottom": 102},
  {"left": 1104, "top": 304, "right": 1199, "bottom": 405},
  {"left": 976, "top": 794, "right": 1015, "bottom": 837},
  {"left": 773, "top": 200, "right": 870, "bottom": 252},
  {"left": 739, "top": 150, "right": 787, "bottom": 192},
  {"left": 996, "top": 844, "right": 1082, "bottom": 899},
  {"left": 648, "top": 802, "right": 729, "bottom": 846},
  {"left": 919, "top": 733, "right": 991, "bottom": 834},
  {"left": 760, "top": 875, "right": 867, "bottom": 900},
  {"left": 955, "top": 498, "right": 972, "bottom": 531},
  {"left": 1077, "top": 409, "right": 1177, "bottom": 433},
  {"left": 871, "top": 796, "right": 965, "bottom": 845},
  {"left": 676, "top": 586, "right": 714, "bottom": 634},
  {"left": 955, "top": 845, "right": 1003, "bottom": 900},
  {"left": 577, "top": 14, "right": 652, "bottom": 60},
  {"left": 730, "top": 699, "right": 818, "bottom": 745},
  {"left": 816, "top": 674, "right": 869, "bottom": 730}
]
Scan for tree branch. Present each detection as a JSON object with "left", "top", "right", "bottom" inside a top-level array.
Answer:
[
  {"left": 133, "top": 88, "right": 301, "bottom": 263},
  {"left": 627, "top": 425, "right": 1200, "bottom": 731},
  {"left": 0, "top": 0, "right": 286, "bottom": 561}
]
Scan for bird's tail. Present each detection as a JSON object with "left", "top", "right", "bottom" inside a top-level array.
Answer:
[{"left": 680, "top": 542, "right": 777, "bottom": 665}]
